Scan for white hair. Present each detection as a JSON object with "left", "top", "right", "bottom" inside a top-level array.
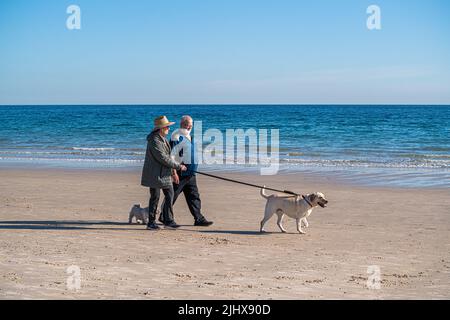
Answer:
[{"left": 180, "top": 115, "right": 193, "bottom": 128}]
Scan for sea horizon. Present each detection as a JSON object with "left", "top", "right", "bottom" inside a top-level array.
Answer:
[{"left": 2, "top": 104, "right": 450, "bottom": 107}]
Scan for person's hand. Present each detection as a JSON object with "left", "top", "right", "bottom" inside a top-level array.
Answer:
[
  {"left": 180, "top": 164, "right": 187, "bottom": 171},
  {"left": 172, "top": 172, "right": 180, "bottom": 184}
]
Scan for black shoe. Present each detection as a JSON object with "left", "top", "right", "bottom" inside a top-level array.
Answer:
[
  {"left": 194, "top": 219, "right": 213, "bottom": 227},
  {"left": 146, "top": 222, "right": 160, "bottom": 230},
  {"left": 163, "top": 221, "right": 180, "bottom": 229}
]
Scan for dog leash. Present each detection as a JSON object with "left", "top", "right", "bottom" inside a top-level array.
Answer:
[{"left": 191, "top": 170, "right": 314, "bottom": 207}]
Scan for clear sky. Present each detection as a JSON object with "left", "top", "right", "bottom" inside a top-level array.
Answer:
[{"left": 1, "top": 0, "right": 449, "bottom": 104}]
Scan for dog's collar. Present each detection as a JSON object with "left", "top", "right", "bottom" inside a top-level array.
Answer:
[{"left": 302, "top": 195, "right": 313, "bottom": 208}]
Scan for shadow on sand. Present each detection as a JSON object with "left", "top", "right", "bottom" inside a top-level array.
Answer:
[
  {"left": 0, "top": 220, "right": 268, "bottom": 235},
  {"left": 0, "top": 220, "right": 142, "bottom": 231},
  {"left": 181, "top": 229, "right": 269, "bottom": 236}
]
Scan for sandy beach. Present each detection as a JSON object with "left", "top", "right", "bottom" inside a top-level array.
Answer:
[
  {"left": 0, "top": 167, "right": 449, "bottom": 299},
  {"left": 2, "top": 0, "right": 450, "bottom": 303}
]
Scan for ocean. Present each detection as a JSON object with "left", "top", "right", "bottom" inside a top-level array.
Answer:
[{"left": 0, "top": 105, "right": 449, "bottom": 188}]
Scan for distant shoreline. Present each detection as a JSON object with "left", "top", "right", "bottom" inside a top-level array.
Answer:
[{"left": 1, "top": 163, "right": 449, "bottom": 190}]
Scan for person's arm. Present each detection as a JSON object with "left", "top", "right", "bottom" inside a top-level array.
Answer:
[
  {"left": 149, "top": 136, "right": 182, "bottom": 170},
  {"left": 170, "top": 135, "right": 186, "bottom": 183},
  {"left": 170, "top": 139, "right": 181, "bottom": 162},
  {"left": 172, "top": 169, "right": 180, "bottom": 184}
]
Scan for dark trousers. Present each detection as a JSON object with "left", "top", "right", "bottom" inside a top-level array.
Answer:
[
  {"left": 148, "top": 186, "right": 175, "bottom": 224},
  {"left": 172, "top": 175, "right": 204, "bottom": 222}
]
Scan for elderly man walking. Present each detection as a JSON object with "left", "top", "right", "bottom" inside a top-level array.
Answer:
[
  {"left": 158, "top": 115, "right": 213, "bottom": 227},
  {"left": 141, "top": 116, "right": 187, "bottom": 230}
]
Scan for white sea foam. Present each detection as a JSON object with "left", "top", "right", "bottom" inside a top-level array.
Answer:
[
  {"left": 1, "top": 153, "right": 449, "bottom": 169},
  {"left": 71, "top": 147, "right": 116, "bottom": 151},
  {"left": 0, "top": 157, "right": 142, "bottom": 163},
  {"left": 280, "top": 158, "right": 450, "bottom": 169}
]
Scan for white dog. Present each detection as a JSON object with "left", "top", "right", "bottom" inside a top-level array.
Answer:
[
  {"left": 260, "top": 187, "right": 328, "bottom": 234},
  {"left": 128, "top": 204, "right": 149, "bottom": 225}
]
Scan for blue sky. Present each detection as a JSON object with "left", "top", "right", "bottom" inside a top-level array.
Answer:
[{"left": 1, "top": 0, "right": 449, "bottom": 104}]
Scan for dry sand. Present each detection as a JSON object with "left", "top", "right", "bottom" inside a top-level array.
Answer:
[{"left": 0, "top": 167, "right": 449, "bottom": 299}]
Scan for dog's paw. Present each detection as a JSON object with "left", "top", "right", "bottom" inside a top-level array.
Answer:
[{"left": 298, "top": 230, "right": 306, "bottom": 234}]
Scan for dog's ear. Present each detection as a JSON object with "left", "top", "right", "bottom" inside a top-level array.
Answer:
[{"left": 309, "top": 194, "right": 317, "bottom": 201}]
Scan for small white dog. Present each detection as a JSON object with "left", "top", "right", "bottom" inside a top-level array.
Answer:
[
  {"left": 128, "top": 204, "right": 149, "bottom": 225},
  {"left": 260, "top": 187, "right": 328, "bottom": 234}
]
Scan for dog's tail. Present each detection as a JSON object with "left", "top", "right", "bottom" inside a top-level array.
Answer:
[{"left": 260, "top": 185, "right": 270, "bottom": 199}]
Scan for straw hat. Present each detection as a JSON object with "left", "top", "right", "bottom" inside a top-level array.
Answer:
[{"left": 153, "top": 115, "right": 175, "bottom": 130}]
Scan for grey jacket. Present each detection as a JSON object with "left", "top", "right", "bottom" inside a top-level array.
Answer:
[{"left": 141, "top": 130, "right": 182, "bottom": 188}]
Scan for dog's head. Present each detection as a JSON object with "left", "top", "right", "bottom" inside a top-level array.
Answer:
[{"left": 309, "top": 192, "right": 328, "bottom": 208}]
